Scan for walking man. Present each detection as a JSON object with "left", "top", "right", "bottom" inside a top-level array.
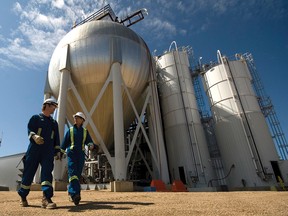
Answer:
[
  {"left": 18, "top": 98, "right": 60, "bottom": 209},
  {"left": 60, "top": 112, "right": 97, "bottom": 205}
]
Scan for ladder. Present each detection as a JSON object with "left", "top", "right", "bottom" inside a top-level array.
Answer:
[{"left": 240, "top": 53, "right": 288, "bottom": 160}]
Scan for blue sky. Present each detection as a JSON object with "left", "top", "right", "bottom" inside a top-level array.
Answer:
[{"left": 0, "top": 0, "right": 287, "bottom": 157}]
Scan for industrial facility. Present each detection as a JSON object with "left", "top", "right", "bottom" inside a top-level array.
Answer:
[{"left": 1, "top": 5, "right": 288, "bottom": 191}]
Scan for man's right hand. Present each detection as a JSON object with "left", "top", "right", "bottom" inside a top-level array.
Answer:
[{"left": 32, "top": 135, "right": 44, "bottom": 144}]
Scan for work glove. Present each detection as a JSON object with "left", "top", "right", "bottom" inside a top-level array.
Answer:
[
  {"left": 32, "top": 135, "right": 44, "bottom": 145},
  {"left": 54, "top": 152, "right": 61, "bottom": 160},
  {"left": 89, "top": 144, "right": 99, "bottom": 155},
  {"left": 88, "top": 143, "right": 95, "bottom": 151}
]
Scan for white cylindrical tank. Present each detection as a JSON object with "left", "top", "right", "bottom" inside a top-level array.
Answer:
[
  {"left": 157, "top": 50, "right": 215, "bottom": 187},
  {"left": 0, "top": 153, "right": 25, "bottom": 191},
  {"left": 48, "top": 20, "right": 151, "bottom": 150},
  {"left": 202, "top": 54, "right": 279, "bottom": 188}
]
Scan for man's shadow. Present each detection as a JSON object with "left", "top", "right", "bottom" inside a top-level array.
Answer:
[{"left": 57, "top": 200, "right": 154, "bottom": 212}]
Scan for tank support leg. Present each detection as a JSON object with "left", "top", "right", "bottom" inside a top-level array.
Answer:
[{"left": 112, "top": 62, "right": 127, "bottom": 181}]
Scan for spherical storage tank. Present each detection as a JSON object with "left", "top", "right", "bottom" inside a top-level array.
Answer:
[{"left": 48, "top": 20, "right": 151, "bottom": 149}]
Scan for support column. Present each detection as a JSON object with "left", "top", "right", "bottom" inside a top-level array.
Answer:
[
  {"left": 57, "top": 69, "right": 70, "bottom": 142},
  {"left": 43, "top": 70, "right": 53, "bottom": 101},
  {"left": 33, "top": 166, "right": 41, "bottom": 184},
  {"left": 33, "top": 72, "right": 53, "bottom": 185},
  {"left": 54, "top": 44, "right": 70, "bottom": 184},
  {"left": 111, "top": 62, "right": 126, "bottom": 181},
  {"left": 54, "top": 68, "right": 69, "bottom": 181}
]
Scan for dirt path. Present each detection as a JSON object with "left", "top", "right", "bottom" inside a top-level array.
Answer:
[{"left": 0, "top": 190, "right": 288, "bottom": 215}]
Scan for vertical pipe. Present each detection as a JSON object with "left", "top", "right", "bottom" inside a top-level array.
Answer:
[
  {"left": 148, "top": 60, "right": 170, "bottom": 184},
  {"left": 112, "top": 62, "right": 126, "bottom": 180}
]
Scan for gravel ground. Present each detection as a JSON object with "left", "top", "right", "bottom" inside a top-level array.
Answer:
[{"left": 0, "top": 190, "right": 288, "bottom": 216}]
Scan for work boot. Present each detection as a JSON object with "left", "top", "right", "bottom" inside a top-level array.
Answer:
[
  {"left": 20, "top": 197, "right": 28, "bottom": 207},
  {"left": 42, "top": 196, "right": 57, "bottom": 209},
  {"left": 72, "top": 194, "right": 81, "bottom": 206}
]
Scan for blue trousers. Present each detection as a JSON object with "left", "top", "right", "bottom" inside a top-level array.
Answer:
[
  {"left": 67, "top": 151, "right": 85, "bottom": 197},
  {"left": 18, "top": 143, "right": 54, "bottom": 199}
]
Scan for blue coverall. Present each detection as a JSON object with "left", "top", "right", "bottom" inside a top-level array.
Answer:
[
  {"left": 18, "top": 113, "right": 60, "bottom": 199},
  {"left": 61, "top": 125, "right": 95, "bottom": 198}
]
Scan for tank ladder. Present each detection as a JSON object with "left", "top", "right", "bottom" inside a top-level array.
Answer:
[
  {"left": 240, "top": 53, "right": 288, "bottom": 160},
  {"left": 192, "top": 73, "right": 209, "bottom": 119}
]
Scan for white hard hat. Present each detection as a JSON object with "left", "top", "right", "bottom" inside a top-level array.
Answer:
[
  {"left": 73, "top": 112, "right": 86, "bottom": 121},
  {"left": 43, "top": 98, "right": 58, "bottom": 107}
]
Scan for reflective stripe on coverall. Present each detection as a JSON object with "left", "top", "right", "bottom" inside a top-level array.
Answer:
[
  {"left": 18, "top": 113, "right": 60, "bottom": 199},
  {"left": 61, "top": 125, "right": 93, "bottom": 198}
]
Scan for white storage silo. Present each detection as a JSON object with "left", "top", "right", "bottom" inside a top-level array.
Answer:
[
  {"left": 157, "top": 48, "right": 215, "bottom": 187},
  {"left": 202, "top": 51, "right": 280, "bottom": 189}
]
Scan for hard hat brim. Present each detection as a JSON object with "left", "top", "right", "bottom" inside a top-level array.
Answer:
[
  {"left": 43, "top": 98, "right": 58, "bottom": 107},
  {"left": 45, "top": 102, "right": 58, "bottom": 107},
  {"left": 73, "top": 114, "right": 85, "bottom": 121}
]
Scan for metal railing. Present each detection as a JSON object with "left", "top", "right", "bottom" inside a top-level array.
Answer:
[{"left": 72, "top": 4, "right": 116, "bottom": 28}]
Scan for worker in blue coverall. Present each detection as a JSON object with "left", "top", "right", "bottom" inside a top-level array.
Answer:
[
  {"left": 18, "top": 98, "right": 60, "bottom": 209},
  {"left": 60, "top": 112, "right": 97, "bottom": 206}
]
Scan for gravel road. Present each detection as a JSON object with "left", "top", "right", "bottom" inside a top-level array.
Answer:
[{"left": 0, "top": 190, "right": 288, "bottom": 215}]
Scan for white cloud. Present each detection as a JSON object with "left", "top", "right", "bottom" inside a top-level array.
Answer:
[
  {"left": 12, "top": 2, "right": 22, "bottom": 13},
  {"left": 145, "top": 17, "right": 177, "bottom": 38},
  {"left": 179, "top": 29, "right": 187, "bottom": 36},
  {"left": 0, "top": 34, "right": 51, "bottom": 67},
  {"left": 0, "top": 58, "right": 20, "bottom": 70},
  {"left": 1, "top": 0, "right": 100, "bottom": 69},
  {"left": 52, "top": 0, "right": 65, "bottom": 9},
  {"left": 1, "top": 0, "right": 287, "bottom": 70},
  {"left": 177, "top": 1, "right": 185, "bottom": 12}
]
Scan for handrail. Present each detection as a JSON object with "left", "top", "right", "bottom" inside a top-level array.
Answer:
[{"left": 72, "top": 4, "right": 116, "bottom": 28}]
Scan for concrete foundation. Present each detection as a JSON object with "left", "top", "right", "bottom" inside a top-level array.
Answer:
[
  {"left": 0, "top": 186, "right": 9, "bottom": 191},
  {"left": 110, "top": 181, "right": 133, "bottom": 192},
  {"left": 53, "top": 181, "right": 68, "bottom": 191},
  {"left": 30, "top": 183, "right": 41, "bottom": 191}
]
